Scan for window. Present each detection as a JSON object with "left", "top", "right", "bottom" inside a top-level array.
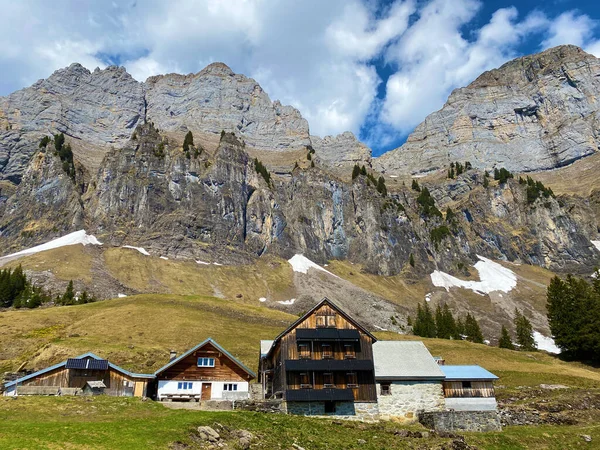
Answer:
[
  {"left": 323, "top": 372, "right": 334, "bottom": 388},
  {"left": 380, "top": 383, "right": 391, "bottom": 396},
  {"left": 197, "top": 357, "right": 215, "bottom": 367},
  {"left": 316, "top": 315, "right": 326, "bottom": 328},
  {"left": 462, "top": 381, "right": 472, "bottom": 389},
  {"left": 326, "top": 315, "right": 337, "bottom": 328},
  {"left": 177, "top": 382, "right": 193, "bottom": 390},
  {"left": 298, "top": 343, "right": 311, "bottom": 359},
  {"left": 223, "top": 383, "right": 238, "bottom": 391},
  {"left": 344, "top": 344, "right": 356, "bottom": 359},
  {"left": 300, "top": 372, "right": 312, "bottom": 388},
  {"left": 321, "top": 344, "right": 333, "bottom": 359},
  {"left": 346, "top": 372, "right": 358, "bottom": 388}
]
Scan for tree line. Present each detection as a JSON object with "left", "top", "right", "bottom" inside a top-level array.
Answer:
[
  {"left": 410, "top": 301, "right": 484, "bottom": 343},
  {"left": 0, "top": 266, "right": 95, "bottom": 309}
]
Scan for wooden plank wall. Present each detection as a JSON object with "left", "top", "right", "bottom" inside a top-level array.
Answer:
[
  {"left": 443, "top": 381, "right": 495, "bottom": 398},
  {"left": 157, "top": 342, "right": 251, "bottom": 382}
]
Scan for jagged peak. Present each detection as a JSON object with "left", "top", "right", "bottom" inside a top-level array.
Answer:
[{"left": 199, "top": 62, "right": 235, "bottom": 76}]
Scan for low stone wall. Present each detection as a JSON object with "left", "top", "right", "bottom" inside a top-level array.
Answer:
[
  {"left": 377, "top": 381, "right": 444, "bottom": 423},
  {"left": 233, "top": 399, "right": 285, "bottom": 413},
  {"left": 419, "top": 410, "right": 502, "bottom": 432},
  {"left": 285, "top": 401, "right": 379, "bottom": 421}
]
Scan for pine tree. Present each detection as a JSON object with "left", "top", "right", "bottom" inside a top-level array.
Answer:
[
  {"left": 352, "top": 164, "right": 361, "bottom": 180},
  {"left": 455, "top": 317, "right": 465, "bottom": 339},
  {"left": 376, "top": 176, "right": 387, "bottom": 196},
  {"left": 409, "top": 253, "right": 415, "bottom": 267},
  {"left": 183, "top": 131, "right": 194, "bottom": 153},
  {"left": 514, "top": 309, "right": 537, "bottom": 351},
  {"left": 360, "top": 165, "right": 367, "bottom": 176},
  {"left": 413, "top": 301, "right": 436, "bottom": 338},
  {"left": 483, "top": 171, "right": 490, "bottom": 188},
  {"left": 411, "top": 179, "right": 420, "bottom": 192},
  {"left": 435, "top": 304, "right": 456, "bottom": 339},
  {"left": 60, "top": 280, "right": 75, "bottom": 305},
  {"left": 498, "top": 325, "right": 515, "bottom": 350},
  {"left": 464, "top": 313, "right": 484, "bottom": 343}
]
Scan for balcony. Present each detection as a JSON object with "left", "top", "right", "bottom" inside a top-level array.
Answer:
[
  {"left": 285, "top": 388, "right": 355, "bottom": 402},
  {"left": 295, "top": 328, "right": 360, "bottom": 341},
  {"left": 285, "top": 359, "right": 373, "bottom": 372}
]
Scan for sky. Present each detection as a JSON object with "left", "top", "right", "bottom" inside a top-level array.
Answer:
[{"left": 1, "top": 0, "right": 599, "bottom": 156}]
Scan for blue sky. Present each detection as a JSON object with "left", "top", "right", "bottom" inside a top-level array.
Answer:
[{"left": 1, "top": 0, "right": 599, "bottom": 156}]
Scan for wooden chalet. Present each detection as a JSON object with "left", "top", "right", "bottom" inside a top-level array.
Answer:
[
  {"left": 440, "top": 365, "right": 499, "bottom": 411},
  {"left": 154, "top": 338, "right": 256, "bottom": 402},
  {"left": 3, "top": 352, "right": 153, "bottom": 397},
  {"left": 259, "top": 298, "right": 378, "bottom": 416}
]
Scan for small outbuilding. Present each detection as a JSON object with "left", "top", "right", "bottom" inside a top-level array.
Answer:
[
  {"left": 440, "top": 365, "right": 499, "bottom": 411},
  {"left": 82, "top": 380, "right": 107, "bottom": 396},
  {"left": 373, "top": 341, "right": 446, "bottom": 422},
  {"left": 3, "top": 353, "right": 153, "bottom": 397}
]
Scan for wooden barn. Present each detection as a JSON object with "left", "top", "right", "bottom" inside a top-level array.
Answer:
[
  {"left": 259, "top": 298, "right": 378, "bottom": 417},
  {"left": 440, "top": 365, "right": 499, "bottom": 411},
  {"left": 3, "top": 352, "right": 154, "bottom": 397},
  {"left": 154, "top": 338, "right": 255, "bottom": 402}
]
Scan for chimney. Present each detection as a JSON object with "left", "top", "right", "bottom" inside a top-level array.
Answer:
[{"left": 169, "top": 350, "right": 177, "bottom": 361}]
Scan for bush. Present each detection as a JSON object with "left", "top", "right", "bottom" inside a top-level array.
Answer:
[
  {"left": 52, "top": 133, "right": 75, "bottom": 180},
  {"left": 254, "top": 158, "right": 272, "bottom": 187},
  {"left": 417, "top": 187, "right": 442, "bottom": 218},
  {"left": 430, "top": 225, "right": 451, "bottom": 249},
  {"left": 352, "top": 164, "right": 361, "bottom": 180},
  {"left": 376, "top": 176, "right": 387, "bottom": 196},
  {"left": 411, "top": 179, "right": 420, "bottom": 192},
  {"left": 39, "top": 136, "right": 51, "bottom": 148},
  {"left": 524, "top": 176, "right": 554, "bottom": 204}
]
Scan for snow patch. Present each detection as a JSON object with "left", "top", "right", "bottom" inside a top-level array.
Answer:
[
  {"left": 117, "top": 294, "right": 127, "bottom": 298},
  {"left": 533, "top": 331, "right": 561, "bottom": 354},
  {"left": 0, "top": 230, "right": 102, "bottom": 260},
  {"left": 373, "top": 325, "right": 388, "bottom": 331},
  {"left": 425, "top": 292, "right": 432, "bottom": 302},
  {"left": 212, "top": 262, "right": 223, "bottom": 266},
  {"left": 259, "top": 297, "right": 267, "bottom": 303},
  {"left": 288, "top": 254, "right": 339, "bottom": 278},
  {"left": 277, "top": 298, "right": 296, "bottom": 305},
  {"left": 389, "top": 175, "right": 398, "bottom": 178},
  {"left": 160, "top": 256, "right": 169, "bottom": 260},
  {"left": 123, "top": 245, "right": 150, "bottom": 256},
  {"left": 196, "top": 260, "right": 210, "bottom": 265},
  {"left": 431, "top": 255, "right": 517, "bottom": 294},
  {"left": 591, "top": 240, "right": 600, "bottom": 252}
]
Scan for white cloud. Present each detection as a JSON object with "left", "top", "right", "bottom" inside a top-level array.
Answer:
[{"left": 0, "top": 1, "right": 599, "bottom": 151}]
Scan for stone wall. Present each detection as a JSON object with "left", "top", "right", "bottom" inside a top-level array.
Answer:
[
  {"left": 377, "top": 381, "right": 445, "bottom": 423},
  {"left": 285, "top": 401, "right": 379, "bottom": 421},
  {"left": 419, "top": 410, "right": 502, "bottom": 432}
]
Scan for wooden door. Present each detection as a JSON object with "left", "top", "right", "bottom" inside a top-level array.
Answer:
[
  {"left": 201, "top": 383, "right": 212, "bottom": 400},
  {"left": 133, "top": 381, "right": 145, "bottom": 397}
]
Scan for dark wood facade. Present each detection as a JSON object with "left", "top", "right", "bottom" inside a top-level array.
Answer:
[{"left": 261, "top": 298, "right": 378, "bottom": 405}]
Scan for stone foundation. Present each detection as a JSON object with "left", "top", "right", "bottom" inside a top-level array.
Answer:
[
  {"left": 284, "top": 401, "right": 379, "bottom": 421},
  {"left": 419, "top": 410, "right": 502, "bottom": 432},
  {"left": 377, "top": 381, "right": 444, "bottom": 423}
]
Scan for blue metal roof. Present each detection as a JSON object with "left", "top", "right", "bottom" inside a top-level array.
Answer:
[
  {"left": 4, "top": 352, "right": 154, "bottom": 388},
  {"left": 154, "top": 338, "right": 256, "bottom": 379},
  {"left": 441, "top": 365, "right": 498, "bottom": 381}
]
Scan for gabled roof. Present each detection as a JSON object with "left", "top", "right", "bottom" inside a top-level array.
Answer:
[
  {"left": 154, "top": 338, "right": 256, "bottom": 379},
  {"left": 260, "top": 340, "right": 274, "bottom": 358},
  {"left": 441, "top": 365, "right": 499, "bottom": 381},
  {"left": 372, "top": 341, "right": 446, "bottom": 380},
  {"left": 262, "top": 298, "right": 377, "bottom": 359},
  {"left": 4, "top": 352, "right": 154, "bottom": 388}
]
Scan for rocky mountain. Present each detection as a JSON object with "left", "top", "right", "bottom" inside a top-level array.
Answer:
[
  {"left": 374, "top": 45, "right": 600, "bottom": 176},
  {"left": 1, "top": 45, "right": 599, "bottom": 283}
]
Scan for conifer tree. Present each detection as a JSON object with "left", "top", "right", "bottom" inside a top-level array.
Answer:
[
  {"left": 183, "top": 130, "right": 194, "bottom": 153},
  {"left": 411, "top": 179, "right": 420, "bottom": 192},
  {"left": 360, "top": 165, "right": 367, "bottom": 176},
  {"left": 514, "top": 309, "right": 537, "bottom": 351},
  {"left": 60, "top": 280, "right": 75, "bottom": 305},
  {"left": 376, "top": 176, "right": 387, "bottom": 196},
  {"left": 435, "top": 304, "right": 456, "bottom": 339},
  {"left": 352, "top": 164, "right": 361, "bottom": 180},
  {"left": 409, "top": 253, "right": 415, "bottom": 267},
  {"left": 464, "top": 313, "right": 484, "bottom": 343},
  {"left": 498, "top": 325, "right": 515, "bottom": 350},
  {"left": 413, "top": 301, "right": 436, "bottom": 338}
]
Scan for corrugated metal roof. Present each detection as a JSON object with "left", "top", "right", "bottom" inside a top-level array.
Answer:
[
  {"left": 260, "top": 340, "right": 274, "bottom": 357},
  {"left": 441, "top": 365, "right": 498, "bottom": 381},
  {"left": 372, "top": 341, "right": 446, "bottom": 380},
  {"left": 86, "top": 380, "right": 107, "bottom": 389}
]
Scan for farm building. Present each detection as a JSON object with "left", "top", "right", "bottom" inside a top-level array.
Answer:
[
  {"left": 3, "top": 352, "right": 153, "bottom": 397},
  {"left": 259, "top": 298, "right": 379, "bottom": 419},
  {"left": 154, "top": 338, "right": 255, "bottom": 402},
  {"left": 373, "top": 341, "right": 446, "bottom": 422},
  {"left": 440, "top": 365, "right": 499, "bottom": 411}
]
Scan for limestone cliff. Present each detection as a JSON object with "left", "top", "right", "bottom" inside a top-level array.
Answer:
[{"left": 375, "top": 45, "right": 600, "bottom": 176}]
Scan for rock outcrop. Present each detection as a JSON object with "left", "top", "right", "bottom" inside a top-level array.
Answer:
[
  {"left": 375, "top": 45, "right": 600, "bottom": 176},
  {"left": 311, "top": 131, "right": 372, "bottom": 176}
]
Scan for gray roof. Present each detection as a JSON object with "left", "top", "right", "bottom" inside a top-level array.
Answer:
[
  {"left": 372, "top": 341, "right": 446, "bottom": 380},
  {"left": 260, "top": 340, "right": 274, "bottom": 357}
]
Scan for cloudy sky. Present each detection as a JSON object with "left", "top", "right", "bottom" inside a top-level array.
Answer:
[{"left": 1, "top": 0, "right": 599, "bottom": 156}]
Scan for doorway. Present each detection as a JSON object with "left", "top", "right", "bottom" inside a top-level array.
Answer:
[{"left": 201, "top": 383, "right": 212, "bottom": 400}]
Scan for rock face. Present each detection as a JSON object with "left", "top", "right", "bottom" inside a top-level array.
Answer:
[
  {"left": 0, "top": 64, "right": 145, "bottom": 183},
  {"left": 311, "top": 131, "right": 372, "bottom": 176},
  {"left": 375, "top": 45, "right": 600, "bottom": 176},
  {"left": 145, "top": 63, "right": 311, "bottom": 151}
]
